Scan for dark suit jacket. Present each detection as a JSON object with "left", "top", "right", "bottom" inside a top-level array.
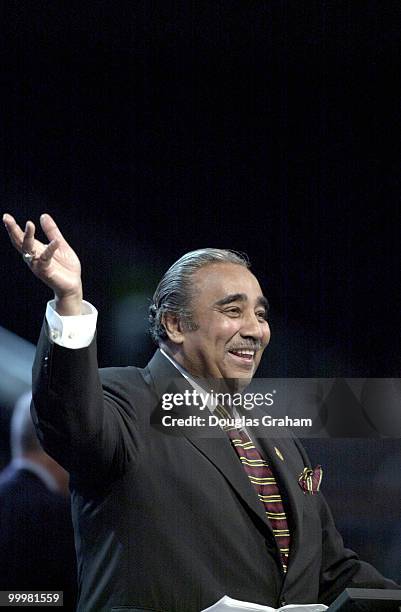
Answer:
[
  {"left": 31, "top": 324, "right": 398, "bottom": 612},
  {"left": 0, "top": 464, "right": 77, "bottom": 610}
]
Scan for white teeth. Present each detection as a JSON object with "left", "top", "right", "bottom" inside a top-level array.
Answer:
[{"left": 231, "top": 350, "right": 254, "bottom": 357}]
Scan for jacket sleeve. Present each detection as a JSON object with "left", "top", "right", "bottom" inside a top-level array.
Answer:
[{"left": 31, "top": 320, "right": 140, "bottom": 485}]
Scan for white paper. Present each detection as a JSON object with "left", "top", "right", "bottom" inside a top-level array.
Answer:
[{"left": 201, "top": 595, "right": 328, "bottom": 612}]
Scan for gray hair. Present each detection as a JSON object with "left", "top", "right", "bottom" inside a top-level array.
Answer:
[
  {"left": 11, "top": 391, "right": 41, "bottom": 458},
  {"left": 149, "top": 248, "right": 250, "bottom": 344}
]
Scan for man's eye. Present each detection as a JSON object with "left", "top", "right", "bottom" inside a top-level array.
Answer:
[
  {"left": 256, "top": 311, "right": 268, "bottom": 321},
  {"left": 225, "top": 307, "right": 241, "bottom": 316}
]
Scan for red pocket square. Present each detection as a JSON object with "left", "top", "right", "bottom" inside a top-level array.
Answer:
[{"left": 298, "top": 465, "right": 323, "bottom": 495}]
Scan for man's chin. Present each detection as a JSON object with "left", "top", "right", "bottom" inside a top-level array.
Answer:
[{"left": 221, "top": 370, "right": 255, "bottom": 392}]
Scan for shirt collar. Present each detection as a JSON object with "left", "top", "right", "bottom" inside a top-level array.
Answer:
[
  {"left": 159, "top": 348, "right": 217, "bottom": 412},
  {"left": 158, "top": 349, "right": 250, "bottom": 432}
]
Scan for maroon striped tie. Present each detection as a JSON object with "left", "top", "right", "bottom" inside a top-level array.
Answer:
[{"left": 216, "top": 405, "right": 291, "bottom": 573}]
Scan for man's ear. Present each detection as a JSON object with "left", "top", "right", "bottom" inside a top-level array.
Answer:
[{"left": 162, "top": 312, "right": 185, "bottom": 344}]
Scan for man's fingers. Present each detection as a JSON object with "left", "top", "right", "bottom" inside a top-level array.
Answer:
[
  {"left": 40, "top": 213, "right": 65, "bottom": 244},
  {"left": 39, "top": 239, "right": 59, "bottom": 265},
  {"left": 3, "top": 213, "right": 26, "bottom": 250},
  {"left": 21, "top": 221, "right": 36, "bottom": 255}
]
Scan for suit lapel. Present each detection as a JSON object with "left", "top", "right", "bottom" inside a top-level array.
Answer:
[
  {"left": 185, "top": 434, "right": 276, "bottom": 538},
  {"left": 145, "top": 351, "right": 277, "bottom": 540}
]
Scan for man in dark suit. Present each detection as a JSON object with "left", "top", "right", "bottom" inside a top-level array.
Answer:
[
  {"left": 3, "top": 213, "right": 399, "bottom": 611},
  {"left": 0, "top": 392, "right": 77, "bottom": 609}
]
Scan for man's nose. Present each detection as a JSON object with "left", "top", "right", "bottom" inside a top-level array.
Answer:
[{"left": 240, "top": 311, "right": 264, "bottom": 340}]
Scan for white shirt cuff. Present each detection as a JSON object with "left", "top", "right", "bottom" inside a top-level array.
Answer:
[{"left": 45, "top": 300, "right": 98, "bottom": 349}]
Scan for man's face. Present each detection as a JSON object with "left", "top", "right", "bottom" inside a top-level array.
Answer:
[{"left": 173, "top": 262, "right": 271, "bottom": 381}]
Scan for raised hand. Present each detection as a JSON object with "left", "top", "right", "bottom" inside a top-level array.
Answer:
[{"left": 3, "top": 213, "right": 83, "bottom": 315}]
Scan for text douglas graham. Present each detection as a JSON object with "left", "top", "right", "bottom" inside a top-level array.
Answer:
[{"left": 161, "top": 415, "right": 313, "bottom": 428}]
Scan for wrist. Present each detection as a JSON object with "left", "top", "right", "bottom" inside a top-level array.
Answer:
[{"left": 54, "top": 288, "right": 83, "bottom": 316}]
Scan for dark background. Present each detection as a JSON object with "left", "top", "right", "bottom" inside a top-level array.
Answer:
[{"left": 1, "top": 0, "right": 400, "bottom": 583}]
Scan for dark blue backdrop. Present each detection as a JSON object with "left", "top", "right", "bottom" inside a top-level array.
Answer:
[{"left": 1, "top": 0, "right": 400, "bottom": 584}]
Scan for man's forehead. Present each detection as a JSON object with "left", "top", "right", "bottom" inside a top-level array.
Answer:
[
  {"left": 193, "top": 263, "right": 265, "bottom": 300},
  {"left": 214, "top": 293, "right": 269, "bottom": 309}
]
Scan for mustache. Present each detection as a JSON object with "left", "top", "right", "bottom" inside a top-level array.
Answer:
[{"left": 226, "top": 342, "right": 262, "bottom": 352}]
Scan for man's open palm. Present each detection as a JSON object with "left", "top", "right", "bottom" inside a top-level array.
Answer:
[{"left": 3, "top": 213, "right": 82, "bottom": 305}]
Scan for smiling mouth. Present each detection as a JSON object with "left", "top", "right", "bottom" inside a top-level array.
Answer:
[{"left": 227, "top": 349, "right": 256, "bottom": 365}]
